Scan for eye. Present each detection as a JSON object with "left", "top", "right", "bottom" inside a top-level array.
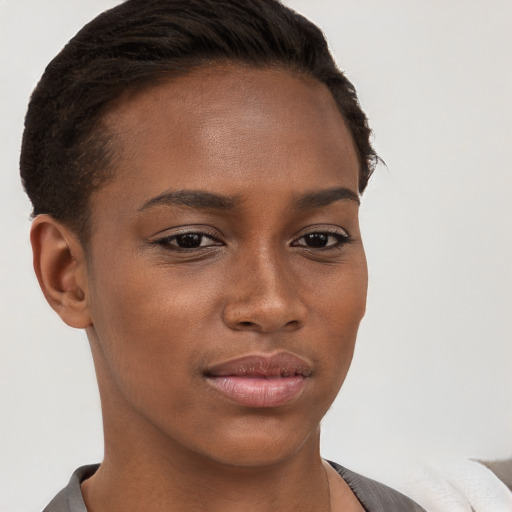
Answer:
[
  {"left": 292, "top": 230, "right": 350, "bottom": 250},
  {"left": 154, "top": 232, "right": 223, "bottom": 250}
]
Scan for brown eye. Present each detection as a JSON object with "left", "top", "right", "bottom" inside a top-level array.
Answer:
[
  {"left": 303, "top": 233, "right": 329, "bottom": 248},
  {"left": 292, "top": 231, "right": 350, "bottom": 249},
  {"left": 175, "top": 233, "right": 204, "bottom": 248},
  {"left": 154, "top": 232, "right": 223, "bottom": 250}
]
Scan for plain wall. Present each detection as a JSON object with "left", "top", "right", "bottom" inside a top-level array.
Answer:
[{"left": 1, "top": 1, "right": 511, "bottom": 510}]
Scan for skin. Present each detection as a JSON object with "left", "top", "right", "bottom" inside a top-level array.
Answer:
[{"left": 31, "top": 65, "right": 367, "bottom": 512}]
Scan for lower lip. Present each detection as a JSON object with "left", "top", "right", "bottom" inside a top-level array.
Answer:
[{"left": 205, "top": 375, "right": 307, "bottom": 408}]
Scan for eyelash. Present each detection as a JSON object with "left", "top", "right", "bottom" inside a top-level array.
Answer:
[
  {"left": 291, "top": 230, "right": 351, "bottom": 250},
  {"left": 153, "top": 231, "right": 223, "bottom": 250},
  {"left": 152, "top": 228, "right": 351, "bottom": 252}
]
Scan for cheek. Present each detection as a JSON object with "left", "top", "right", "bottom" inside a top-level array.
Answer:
[
  {"left": 90, "top": 251, "right": 214, "bottom": 334},
  {"left": 86, "top": 258, "right": 215, "bottom": 401},
  {"left": 305, "top": 249, "right": 368, "bottom": 324},
  {"left": 308, "top": 257, "right": 368, "bottom": 386},
  {"left": 326, "top": 266, "right": 368, "bottom": 339}
]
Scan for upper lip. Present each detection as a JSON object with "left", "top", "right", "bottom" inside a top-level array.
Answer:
[{"left": 205, "top": 352, "right": 312, "bottom": 378}]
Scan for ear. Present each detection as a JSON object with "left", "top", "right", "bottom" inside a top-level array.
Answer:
[{"left": 30, "top": 215, "right": 92, "bottom": 329}]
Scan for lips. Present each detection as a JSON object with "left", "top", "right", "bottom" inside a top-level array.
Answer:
[{"left": 204, "top": 352, "right": 311, "bottom": 408}]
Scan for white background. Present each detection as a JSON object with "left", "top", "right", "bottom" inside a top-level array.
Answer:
[{"left": 1, "top": 1, "right": 511, "bottom": 511}]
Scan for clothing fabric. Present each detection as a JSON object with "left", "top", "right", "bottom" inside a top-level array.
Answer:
[
  {"left": 388, "top": 458, "right": 512, "bottom": 511},
  {"left": 42, "top": 461, "right": 425, "bottom": 512},
  {"left": 42, "top": 465, "right": 97, "bottom": 512},
  {"left": 329, "top": 461, "right": 425, "bottom": 511},
  {"left": 480, "top": 459, "right": 512, "bottom": 492}
]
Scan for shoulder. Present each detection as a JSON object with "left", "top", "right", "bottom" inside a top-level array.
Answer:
[
  {"left": 329, "top": 461, "right": 426, "bottom": 512},
  {"left": 42, "top": 465, "right": 99, "bottom": 512}
]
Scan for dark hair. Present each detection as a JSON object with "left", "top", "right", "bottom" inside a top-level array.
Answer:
[{"left": 20, "top": 0, "right": 377, "bottom": 241}]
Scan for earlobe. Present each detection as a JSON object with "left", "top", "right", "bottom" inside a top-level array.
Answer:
[{"left": 30, "top": 215, "right": 92, "bottom": 329}]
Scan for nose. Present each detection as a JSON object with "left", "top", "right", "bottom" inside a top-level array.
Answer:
[{"left": 222, "top": 249, "right": 308, "bottom": 333}]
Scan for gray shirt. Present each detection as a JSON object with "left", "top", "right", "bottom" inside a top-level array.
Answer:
[{"left": 42, "top": 461, "right": 426, "bottom": 512}]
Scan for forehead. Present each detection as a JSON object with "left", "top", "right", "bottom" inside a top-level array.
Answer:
[{"left": 96, "top": 65, "right": 359, "bottom": 213}]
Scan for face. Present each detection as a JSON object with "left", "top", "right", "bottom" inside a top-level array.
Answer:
[{"left": 84, "top": 65, "right": 367, "bottom": 467}]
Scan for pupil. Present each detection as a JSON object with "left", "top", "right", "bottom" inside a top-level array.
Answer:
[
  {"left": 176, "top": 234, "right": 202, "bottom": 248},
  {"left": 305, "top": 233, "right": 328, "bottom": 248}
]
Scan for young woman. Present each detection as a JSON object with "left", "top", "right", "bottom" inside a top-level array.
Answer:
[{"left": 21, "top": 1, "right": 424, "bottom": 510}]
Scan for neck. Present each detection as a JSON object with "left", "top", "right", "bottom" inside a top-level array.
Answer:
[{"left": 83, "top": 420, "right": 329, "bottom": 512}]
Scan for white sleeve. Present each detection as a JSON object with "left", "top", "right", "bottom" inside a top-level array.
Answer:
[{"left": 391, "top": 459, "right": 512, "bottom": 512}]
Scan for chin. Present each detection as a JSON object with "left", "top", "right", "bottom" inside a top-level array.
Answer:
[{"left": 188, "top": 415, "right": 321, "bottom": 469}]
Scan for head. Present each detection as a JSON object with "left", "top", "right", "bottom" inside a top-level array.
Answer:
[{"left": 23, "top": 0, "right": 376, "bottom": 469}]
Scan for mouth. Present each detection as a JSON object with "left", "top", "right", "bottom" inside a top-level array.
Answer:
[{"left": 204, "top": 352, "right": 312, "bottom": 408}]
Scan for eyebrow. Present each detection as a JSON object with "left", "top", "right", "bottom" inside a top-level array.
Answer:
[
  {"left": 294, "top": 187, "right": 360, "bottom": 210},
  {"left": 139, "top": 186, "right": 359, "bottom": 213},
  {"left": 139, "top": 189, "right": 239, "bottom": 212}
]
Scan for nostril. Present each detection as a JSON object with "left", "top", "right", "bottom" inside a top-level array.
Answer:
[
  {"left": 228, "top": 317, "right": 304, "bottom": 332},
  {"left": 284, "top": 320, "right": 301, "bottom": 331}
]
